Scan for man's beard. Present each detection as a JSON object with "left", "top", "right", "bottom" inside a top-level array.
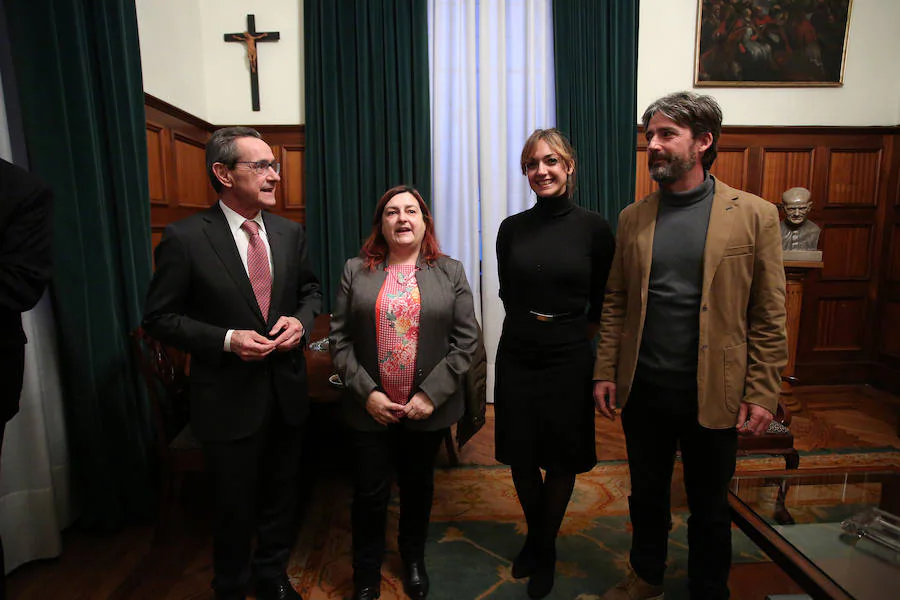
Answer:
[{"left": 648, "top": 149, "right": 697, "bottom": 185}]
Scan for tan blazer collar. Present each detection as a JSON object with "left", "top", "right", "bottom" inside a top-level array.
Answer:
[{"left": 701, "top": 179, "right": 741, "bottom": 295}]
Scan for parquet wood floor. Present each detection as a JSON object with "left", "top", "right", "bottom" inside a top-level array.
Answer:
[{"left": 8, "top": 385, "right": 900, "bottom": 600}]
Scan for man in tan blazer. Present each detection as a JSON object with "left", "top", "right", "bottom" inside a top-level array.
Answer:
[{"left": 594, "top": 92, "right": 787, "bottom": 600}]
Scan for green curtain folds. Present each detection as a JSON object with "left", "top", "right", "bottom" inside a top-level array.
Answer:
[
  {"left": 4, "top": 0, "right": 154, "bottom": 528},
  {"left": 304, "top": 0, "right": 432, "bottom": 309},
  {"left": 553, "top": 0, "right": 640, "bottom": 230}
]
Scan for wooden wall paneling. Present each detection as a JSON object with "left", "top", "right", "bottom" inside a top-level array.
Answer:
[
  {"left": 826, "top": 149, "right": 882, "bottom": 206},
  {"left": 634, "top": 149, "right": 653, "bottom": 202},
  {"left": 814, "top": 296, "right": 867, "bottom": 351},
  {"left": 873, "top": 132, "right": 900, "bottom": 393},
  {"left": 172, "top": 131, "right": 214, "bottom": 208},
  {"left": 820, "top": 224, "right": 873, "bottom": 280},
  {"left": 708, "top": 148, "right": 748, "bottom": 191},
  {"left": 280, "top": 144, "right": 306, "bottom": 215},
  {"left": 145, "top": 121, "right": 168, "bottom": 206},
  {"left": 882, "top": 301, "right": 900, "bottom": 358},
  {"left": 891, "top": 224, "right": 900, "bottom": 282},
  {"left": 745, "top": 145, "right": 764, "bottom": 197},
  {"left": 760, "top": 148, "right": 814, "bottom": 205}
]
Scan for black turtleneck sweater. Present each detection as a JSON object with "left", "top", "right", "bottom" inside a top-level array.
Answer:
[
  {"left": 637, "top": 173, "right": 715, "bottom": 389},
  {"left": 496, "top": 194, "right": 614, "bottom": 323}
]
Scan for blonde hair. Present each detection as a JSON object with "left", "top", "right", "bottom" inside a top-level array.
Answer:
[{"left": 520, "top": 128, "right": 576, "bottom": 196}]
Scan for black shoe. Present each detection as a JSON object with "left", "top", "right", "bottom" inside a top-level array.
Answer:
[
  {"left": 526, "top": 548, "right": 556, "bottom": 599},
  {"left": 256, "top": 574, "right": 303, "bottom": 600},
  {"left": 402, "top": 560, "right": 430, "bottom": 599},
  {"left": 352, "top": 584, "right": 381, "bottom": 600},
  {"left": 511, "top": 538, "right": 538, "bottom": 579}
]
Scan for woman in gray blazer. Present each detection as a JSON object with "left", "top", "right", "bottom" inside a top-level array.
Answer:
[{"left": 330, "top": 185, "right": 479, "bottom": 600}]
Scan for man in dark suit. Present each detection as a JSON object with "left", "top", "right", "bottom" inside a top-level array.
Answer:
[
  {"left": 0, "top": 158, "right": 53, "bottom": 599},
  {"left": 143, "top": 127, "right": 321, "bottom": 600}
]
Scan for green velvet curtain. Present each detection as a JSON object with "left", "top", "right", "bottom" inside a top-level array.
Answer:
[
  {"left": 4, "top": 0, "right": 154, "bottom": 528},
  {"left": 304, "top": 0, "right": 432, "bottom": 309},
  {"left": 553, "top": 0, "right": 640, "bottom": 230}
]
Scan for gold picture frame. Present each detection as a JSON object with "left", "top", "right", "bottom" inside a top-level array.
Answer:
[{"left": 694, "top": 0, "right": 852, "bottom": 87}]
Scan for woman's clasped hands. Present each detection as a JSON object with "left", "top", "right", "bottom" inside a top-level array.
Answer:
[{"left": 365, "top": 389, "right": 435, "bottom": 425}]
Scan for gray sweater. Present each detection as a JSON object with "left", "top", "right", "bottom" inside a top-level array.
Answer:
[{"left": 637, "top": 174, "right": 715, "bottom": 390}]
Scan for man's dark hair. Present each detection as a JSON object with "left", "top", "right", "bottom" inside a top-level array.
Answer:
[
  {"left": 205, "top": 126, "right": 263, "bottom": 193},
  {"left": 641, "top": 92, "right": 723, "bottom": 170}
]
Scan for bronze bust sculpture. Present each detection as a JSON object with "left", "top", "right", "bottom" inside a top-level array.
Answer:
[{"left": 780, "top": 187, "right": 820, "bottom": 252}]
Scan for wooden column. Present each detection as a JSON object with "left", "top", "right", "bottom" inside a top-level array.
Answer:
[{"left": 781, "top": 260, "right": 824, "bottom": 412}]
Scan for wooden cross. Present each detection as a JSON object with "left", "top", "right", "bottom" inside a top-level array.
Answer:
[{"left": 224, "top": 14, "right": 280, "bottom": 111}]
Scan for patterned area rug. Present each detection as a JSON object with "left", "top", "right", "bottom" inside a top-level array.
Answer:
[{"left": 288, "top": 450, "right": 900, "bottom": 600}]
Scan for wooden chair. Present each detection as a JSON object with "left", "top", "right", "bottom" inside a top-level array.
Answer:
[
  {"left": 735, "top": 381, "right": 801, "bottom": 524},
  {"left": 736, "top": 400, "right": 799, "bottom": 470},
  {"left": 130, "top": 327, "right": 203, "bottom": 530}
]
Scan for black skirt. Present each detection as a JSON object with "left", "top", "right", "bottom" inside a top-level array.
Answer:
[{"left": 493, "top": 314, "right": 596, "bottom": 473}]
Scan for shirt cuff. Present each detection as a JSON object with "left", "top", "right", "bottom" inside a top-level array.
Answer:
[{"left": 224, "top": 329, "right": 234, "bottom": 352}]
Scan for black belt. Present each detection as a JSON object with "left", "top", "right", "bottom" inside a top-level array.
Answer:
[{"left": 523, "top": 309, "right": 583, "bottom": 323}]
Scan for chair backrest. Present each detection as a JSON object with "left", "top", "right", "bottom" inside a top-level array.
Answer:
[{"left": 130, "top": 327, "right": 190, "bottom": 446}]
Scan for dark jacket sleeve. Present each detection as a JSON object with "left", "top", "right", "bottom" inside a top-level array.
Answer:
[
  {"left": 587, "top": 216, "right": 616, "bottom": 323},
  {"left": 329, "top": 259, "right": 379, "bottom": 403},
  {"left": 0, "top": 165, "right": 53, "bottom": 314},
  {"left": 142, "top": 223, "right": 229, "bottom": 362}
]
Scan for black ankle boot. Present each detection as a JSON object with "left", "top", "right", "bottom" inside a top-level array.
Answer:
[
  {"left": 526, "top": 545, "right": 556, "bottom": 599},
  {"left": 511, "top": 536, "right": 538, "bottom": 579},
  {"left": 402, "top": 560, "right": 429, "bottom": 599}
]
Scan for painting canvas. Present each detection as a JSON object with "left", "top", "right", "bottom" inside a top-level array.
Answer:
[{"left": 694, "top": 0, "right": 852, "bottom": 87}]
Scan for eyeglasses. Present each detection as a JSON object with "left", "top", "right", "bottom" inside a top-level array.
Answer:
[{"left": 232, "top": 160, "right": 281, "bottom": 175}]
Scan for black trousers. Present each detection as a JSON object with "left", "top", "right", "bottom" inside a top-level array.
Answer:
[
  {"left": 349, "top": 425, "right": 446, "bottom": 586},
  {"left": 202, "top": 401, "right": 306, "bottom": 599},
  {"left": 622, "top": 375, "right": 737, "bottom": 600}
]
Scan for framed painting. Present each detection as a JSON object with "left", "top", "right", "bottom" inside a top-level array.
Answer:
[{"left": 694, "top": 0, "right": 852, "bottom": 87}]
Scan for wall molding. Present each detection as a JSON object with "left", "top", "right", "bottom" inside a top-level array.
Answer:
[{"left": 144, "top": 93, "right": 306, "bottom": 136}]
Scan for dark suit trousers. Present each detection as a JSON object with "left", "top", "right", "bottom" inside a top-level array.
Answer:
[
  {"left": 350, "top": 425, "right": 445, "bottom": 586},
  {"left": 622, "top": 375, "right": 737, "bottom": 600},
  {"left": 202, "top": 399, "right": 305, "bottom": 599}
]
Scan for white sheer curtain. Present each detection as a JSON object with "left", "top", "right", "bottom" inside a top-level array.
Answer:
[
  {"left": 0, "top": 68, "right": 73, "bottom": 573},
  {"left": 428, "top": 0, "right": 555, "bottom": 402}
]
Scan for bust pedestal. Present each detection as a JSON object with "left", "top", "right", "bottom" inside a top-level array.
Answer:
[{"left": 781, "top": 258, "right": 824, "bottom": 412}]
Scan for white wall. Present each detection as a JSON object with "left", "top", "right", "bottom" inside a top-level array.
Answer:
[
  {"left": 637, "top": 0, "right": 900, "bottom": 125},
  {"left": 138, "top": 0, "right": 899, "bottom": 127},
  {"left": 135, "top": 0, "right": 207, "bottom": 120},
  {"left": 200, "top": 0, "right": 303, "bottom": 125},
  {"left": 136, "top": 0, "right": 303, "bottom": 125}
]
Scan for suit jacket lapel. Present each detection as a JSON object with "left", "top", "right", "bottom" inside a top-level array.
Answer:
[
  {"left": 637, "top": 193, "right": 660, "bottom": 287},
  {"left": 702, "top": 180, "right": 738, "bottom": 296},
  {"left": 202, "top": 206, "right": 266, "bottom": 325},
  {"left": 264, "top": 213, "right": 287, "bottom": 327}
]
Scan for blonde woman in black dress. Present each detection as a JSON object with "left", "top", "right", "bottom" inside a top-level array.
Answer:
[{"left": 494, "top": 129, "right": 615, "bottom": 598}]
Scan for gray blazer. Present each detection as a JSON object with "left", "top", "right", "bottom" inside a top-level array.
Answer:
[{"left": 330, "top": 255, "right": 479, "bottom": 432}]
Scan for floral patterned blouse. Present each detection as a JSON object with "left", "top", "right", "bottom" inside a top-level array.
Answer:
[{"left": 376, "top": 264, "right": 421, "bottom": 404}]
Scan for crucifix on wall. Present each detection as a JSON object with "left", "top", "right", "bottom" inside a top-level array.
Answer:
[{"left": 224, "top": 14, "right": 280, "bottom": 111}]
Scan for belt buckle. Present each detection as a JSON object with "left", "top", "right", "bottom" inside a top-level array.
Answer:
[{"left": 529, "top": 310, "right": 555, "bottom": 322}]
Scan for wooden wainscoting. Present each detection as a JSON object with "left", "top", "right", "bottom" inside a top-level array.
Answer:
[
  {"left": 144, "top": 94, "right": 306, "bottom": 255},
  {"left": 636, "top": 126, "right": 900, "bottom": 391}
]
